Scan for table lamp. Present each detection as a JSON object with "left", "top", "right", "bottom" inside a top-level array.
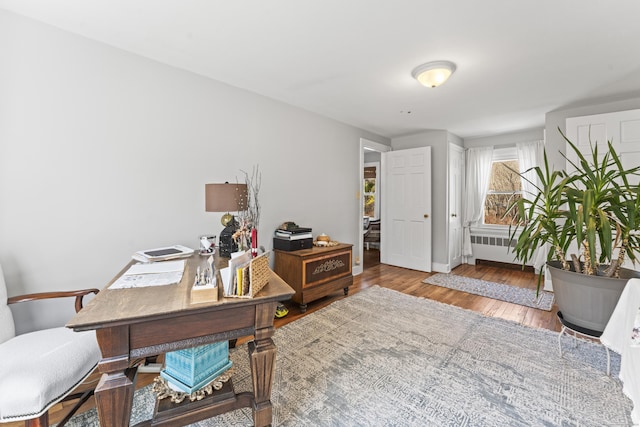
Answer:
[{"left": 205, "top": 183, "right": 248, "bottom": 257}]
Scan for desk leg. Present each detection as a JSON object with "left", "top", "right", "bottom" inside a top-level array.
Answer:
[
  {"left": 95, "top": 327, "right": 136, "bottom": 427},
  {"left": 250, "top": 302, "right": 277, "bottom": 427}
]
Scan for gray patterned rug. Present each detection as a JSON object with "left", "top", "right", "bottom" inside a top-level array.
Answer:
[
  {"left": 423, "top": 273, "right": 555, "bottom": 311},
  {"left": 64, "top": 286, "right": 632, "bottom": 426}
]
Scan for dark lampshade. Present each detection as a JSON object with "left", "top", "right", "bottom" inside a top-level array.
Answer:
[{"left": 205, "top": 183, "right": 248, "bottom": 213}]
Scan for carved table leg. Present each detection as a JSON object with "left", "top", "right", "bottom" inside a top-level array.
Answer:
[
  {"left": 95, "top": 367, "right": 137, "bottom": 427},
  {"left": 299, "top": 303, "right": 307, "bottom": 313},
  {"left": 95, "top": 327, "right": 136, "bottom": 427},
  {"left": 343, "top": 287, "right": 349, "bottom": 295},
  {"left": 250, "top": 303, "right": 278, "bottom": 427}
]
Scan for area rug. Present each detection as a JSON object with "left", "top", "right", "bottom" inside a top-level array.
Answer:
[
  {"left": 63, "top": 286, "right": 632, "bottom": 427},
  {"left": 422, "top": 273, "right": 555, "bottom": 311}
]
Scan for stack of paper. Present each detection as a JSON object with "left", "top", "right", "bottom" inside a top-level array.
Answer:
[
  {"left": 219, "top": 251, "right": 252, "bottom": 297},
  {"left": 110, "top": 260, "right": 186, "bottom": 289}
]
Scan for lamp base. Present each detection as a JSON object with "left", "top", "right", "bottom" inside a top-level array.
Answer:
[
  {"left": 221, "top": 212, "right": 234, "bottom": 227},
  {"left": 219, "top": 221, "right": 239, "bottom": 257}
]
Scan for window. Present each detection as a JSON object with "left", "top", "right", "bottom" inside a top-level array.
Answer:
[{"left": 483, "top": 148, "right": 522, "bottom": 226}]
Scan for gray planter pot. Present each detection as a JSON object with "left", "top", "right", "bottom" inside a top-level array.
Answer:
[{"left": 547, "top": 261, "right": 640, "bottom": 334}]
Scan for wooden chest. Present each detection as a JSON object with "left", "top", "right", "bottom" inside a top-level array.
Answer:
[{"left": 273, "top": 243, "right": 353, "bottom": 312}]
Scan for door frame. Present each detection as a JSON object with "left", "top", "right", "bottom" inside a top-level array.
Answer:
[{"left": 356, "top": 138, "right": 391, "bottom": 276}]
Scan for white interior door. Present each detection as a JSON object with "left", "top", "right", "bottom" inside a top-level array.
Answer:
[
  {"left": 448, "top": 144, "right": 464, "bottom": 270},
  {"left": 381, "top": 147, "right": 432, "bottom": 272}
]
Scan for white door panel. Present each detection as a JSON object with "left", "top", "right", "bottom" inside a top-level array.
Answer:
[
  {"left": 382, "top": 147, "right": 431, "bottom": 272},
  {"left": 567, "top": 109, "right": 640, "bottom": 180}
]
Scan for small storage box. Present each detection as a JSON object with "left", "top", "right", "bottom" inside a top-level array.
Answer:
[
  {"left": 161, "top": 342, "right": 232, "bottom": 393},
  {"left": 273, "top": 237, "right": 313, "bottom": 251}
]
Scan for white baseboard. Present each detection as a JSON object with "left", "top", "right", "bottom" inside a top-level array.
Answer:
[{"left": 432, "top": 262, "right": 450, "bottom": 273}]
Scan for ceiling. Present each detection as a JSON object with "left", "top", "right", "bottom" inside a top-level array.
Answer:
[{"left": 2, "top": 0, "right": 640, "bottom": 139}]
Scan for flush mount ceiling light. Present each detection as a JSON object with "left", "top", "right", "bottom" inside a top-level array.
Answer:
[{"left": 412, "top": 61, "right": 456, "bottom": 88}]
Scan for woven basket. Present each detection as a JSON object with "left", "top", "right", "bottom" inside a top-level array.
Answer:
[{"left": 248, "top": 254, "right": 269, "bottom": 297}]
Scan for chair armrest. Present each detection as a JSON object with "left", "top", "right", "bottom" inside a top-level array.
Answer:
[{"left": 7, "top": 288, "right": 100, "bottom": 313}]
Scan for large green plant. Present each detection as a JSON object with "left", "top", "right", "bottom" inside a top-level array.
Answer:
[{"left": 509, "top": 128, "right": 640, "bottom": 280}]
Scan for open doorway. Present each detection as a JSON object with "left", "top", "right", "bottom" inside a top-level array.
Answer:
[
  {"left": 363, "top": 161, "right": 381, "bottom": 269},
  {"left": 359, "top": 139, "right": 391, "bottom": 273}
]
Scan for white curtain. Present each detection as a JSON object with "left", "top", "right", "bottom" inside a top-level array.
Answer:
[
  {"left": 462, "top": 146, "right": 493, "bottom": 257},
  {"left": 516, "top": 140, "right": 544, "bottom": 200},
  {"left": 516, "top": 140, "right": 546, "bottom": 271}
]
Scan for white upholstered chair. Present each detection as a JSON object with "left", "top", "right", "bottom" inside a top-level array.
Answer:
[{"left": 0, "top": 263, "right": 101, "bottom": 427}]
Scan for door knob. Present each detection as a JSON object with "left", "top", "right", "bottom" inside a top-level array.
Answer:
[
  {"left": 451, "top": 213, "right": 457, "bottom": 217},
  {"left": 424, "top": 214, "right": 429, "bottom": 218}
]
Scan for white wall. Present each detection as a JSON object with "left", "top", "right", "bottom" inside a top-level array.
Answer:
[
  {"left": 464, "top": 127, "right": 544, "bottom": 149},
  {"left": 0, "top": 10, "right": 390, "bottom": 333}
]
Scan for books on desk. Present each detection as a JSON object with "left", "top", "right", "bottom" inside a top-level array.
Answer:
[
  {"left": 219, "top": 251, "right": 270, "bottom": 298},
  {"left": 110, "top": 260, "right": 186, "bottom": 289}
]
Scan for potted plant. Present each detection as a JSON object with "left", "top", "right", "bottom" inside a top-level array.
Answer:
[{"left": 509, "top": 128, "right": 640, "bottom": 334}]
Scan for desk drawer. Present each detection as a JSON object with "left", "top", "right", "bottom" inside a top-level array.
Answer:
[{"left": 129, "top": 305, "right": 255, "bottom": 351}]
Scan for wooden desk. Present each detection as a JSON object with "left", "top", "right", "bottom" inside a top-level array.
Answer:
[{"left": 67, "top": 253, "right": 294, "bottom": 427}]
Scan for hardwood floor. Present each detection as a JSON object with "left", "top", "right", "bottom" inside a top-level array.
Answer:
[
  {"left": 283, "top": 248, "right": 561, "bottom": 333},
  {"left": 13, "top": 250, "right": 560, "bottom": 427}
]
